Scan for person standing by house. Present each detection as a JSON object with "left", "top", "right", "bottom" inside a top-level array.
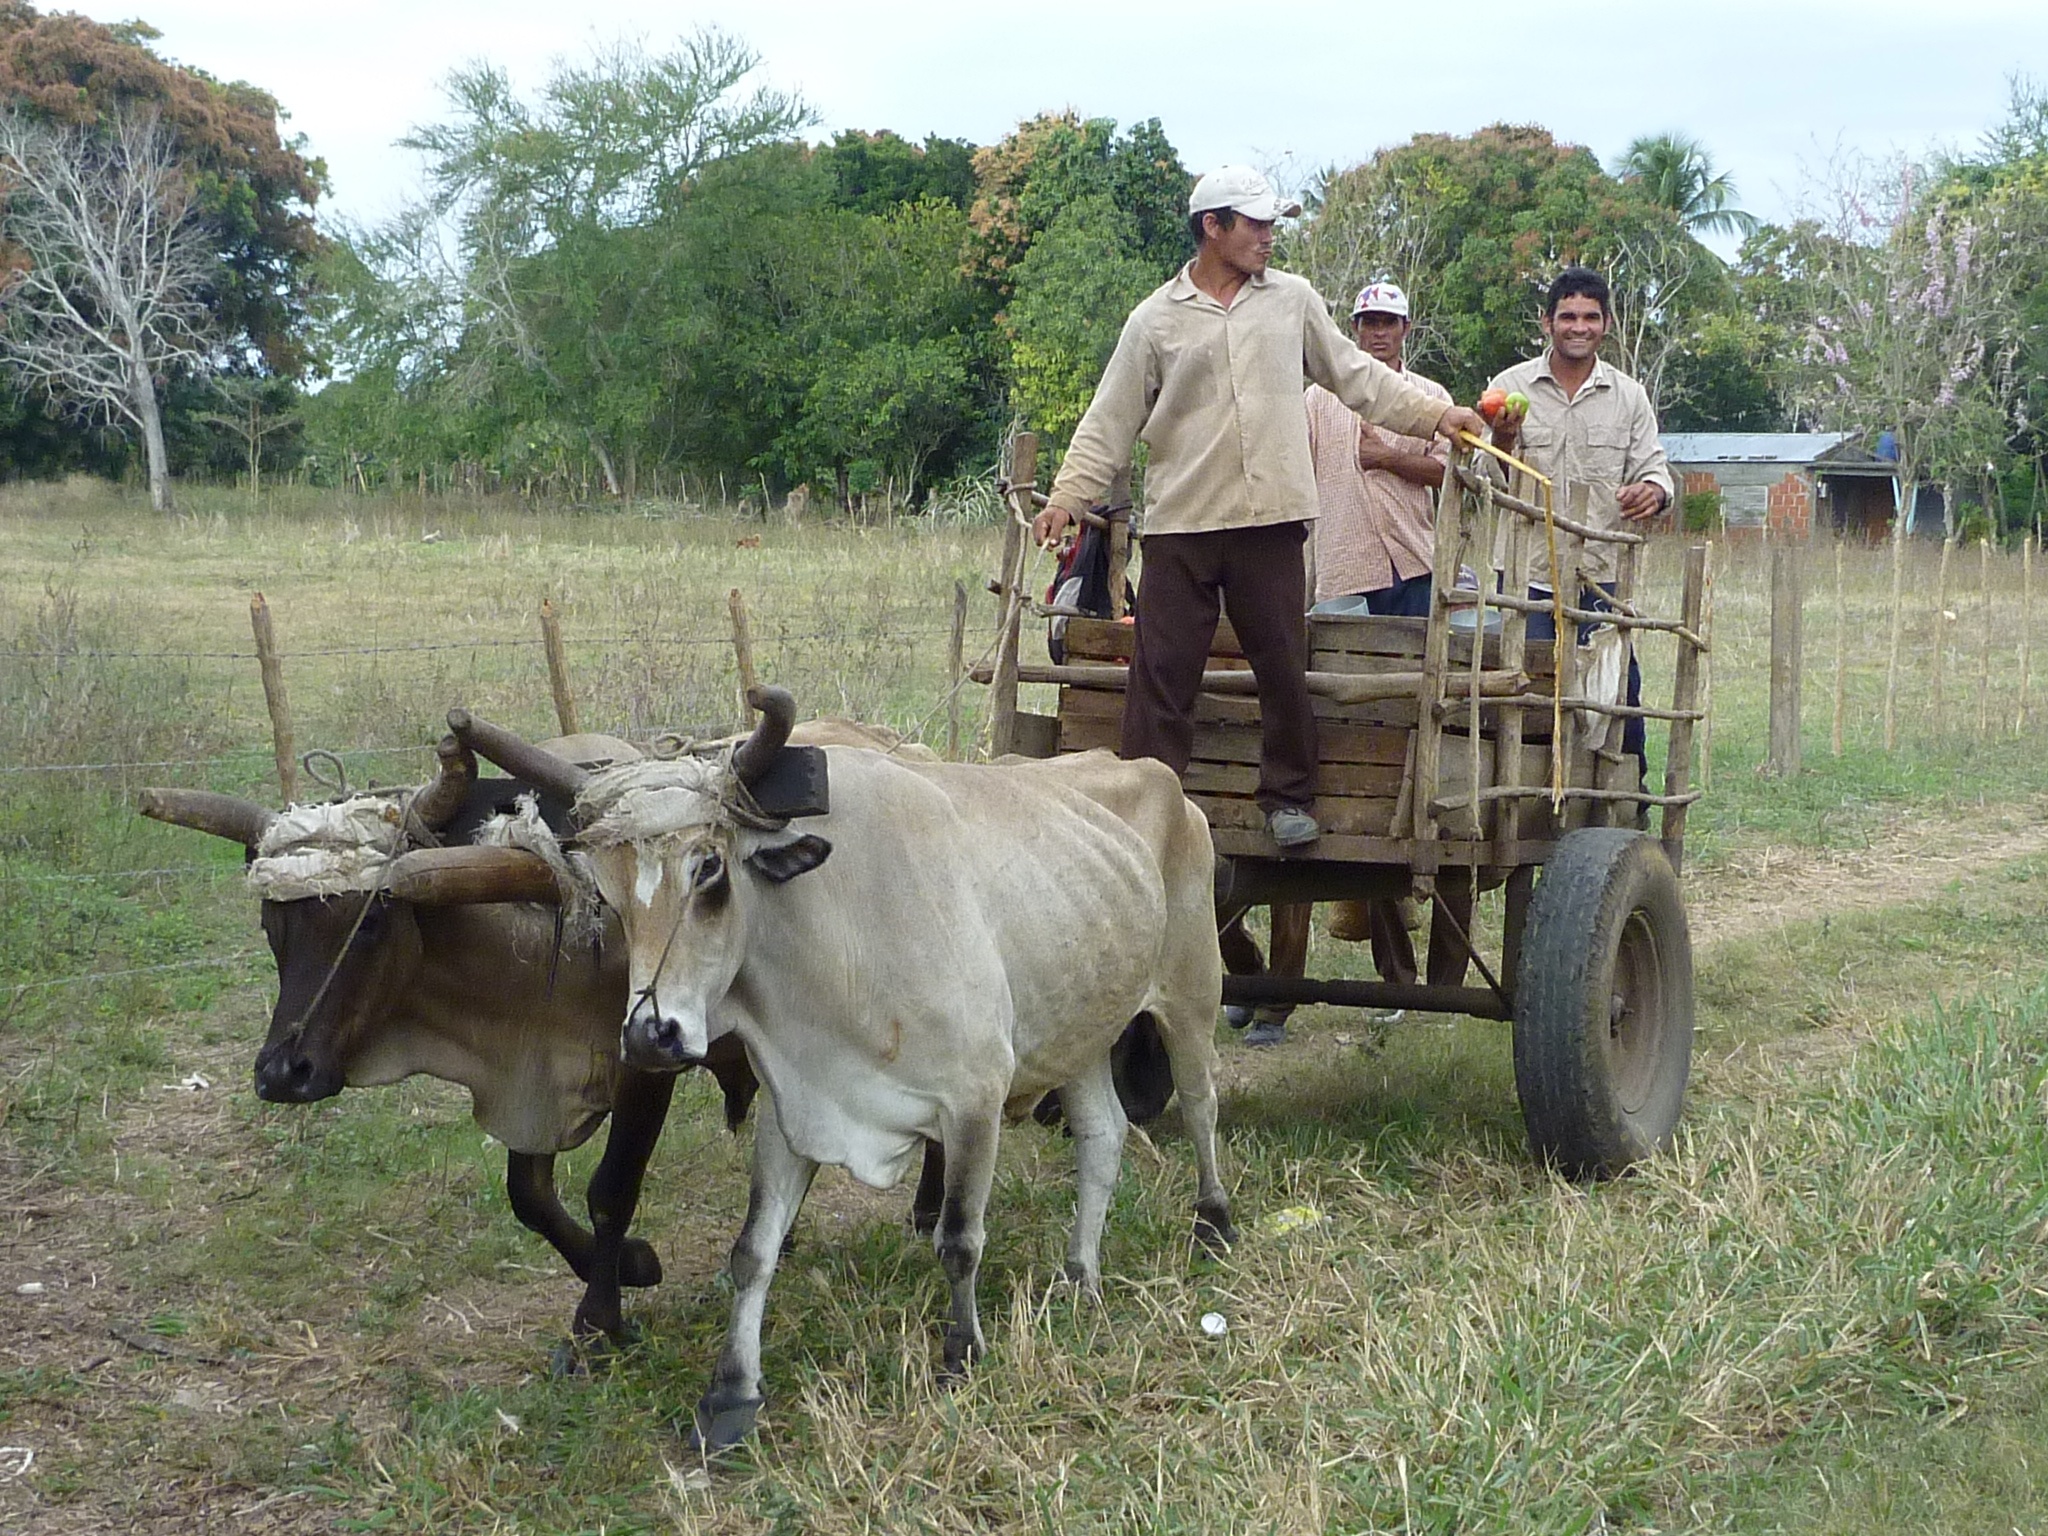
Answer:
[
  {"left": 1030, "top": 167, "right": 1488, "bottom": 851},
  {"left": 1487, "top": 266, "right": 1673, "bottom": 778}
]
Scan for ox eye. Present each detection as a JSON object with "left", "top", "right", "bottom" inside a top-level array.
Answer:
[{"left": 694, "top": 851, "right": 726, "bottom": 890}]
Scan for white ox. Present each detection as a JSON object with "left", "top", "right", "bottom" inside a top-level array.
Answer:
[{"left": 450, "top": 689, "right": 1234, "bottom": 1451}]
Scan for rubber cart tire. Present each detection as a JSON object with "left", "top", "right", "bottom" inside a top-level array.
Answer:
[{"left": 1512, "top": 828, "right": 1692, "bottom": 1178}]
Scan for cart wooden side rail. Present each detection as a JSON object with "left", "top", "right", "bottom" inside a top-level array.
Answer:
[{"left": 976, "top": 439, "right": 1713, "bottom": 1179}]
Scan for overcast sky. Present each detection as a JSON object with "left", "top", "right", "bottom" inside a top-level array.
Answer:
[{"left": 72, "top": 1, "right": 2048, "bottom": 242}]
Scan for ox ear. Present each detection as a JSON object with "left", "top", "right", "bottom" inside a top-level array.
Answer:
[{"left": 744, "top": 832, "right": 831, "bottom": 885}]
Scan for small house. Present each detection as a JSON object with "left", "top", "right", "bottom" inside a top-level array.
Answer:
[{"left": 1661, "top": 432, "right": 1901, "bottom": 542}]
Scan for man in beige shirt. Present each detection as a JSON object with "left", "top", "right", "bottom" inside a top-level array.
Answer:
[
  {"left": 1031, "top": 167, "right": 1486, "bottom": 849},
  {"left": 1489, "top": 265, "right": 1673, "bottom": 776}
]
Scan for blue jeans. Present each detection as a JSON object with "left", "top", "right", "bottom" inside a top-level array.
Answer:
[
  {"left": 1522, "top": 581, "right": 1646, "bottom": 770},
  {"left": 1357, "top": 572, "right": 1433, "bottom": 617}
]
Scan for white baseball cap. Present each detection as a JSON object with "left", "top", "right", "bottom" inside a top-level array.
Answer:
[
  {"left": 1187, "top": 165, "right": 1302, "bottom": 222},
  {"left": 1351, "top": 281, "right": 1411, "bottom": 319}
]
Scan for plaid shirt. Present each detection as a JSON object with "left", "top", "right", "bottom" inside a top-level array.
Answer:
[{"left": 1304, "top": 368, "right": 1452, "bottom": 601}]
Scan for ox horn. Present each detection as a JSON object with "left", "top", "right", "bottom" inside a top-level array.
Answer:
[
  {"left": 381, "top": 845, "right": 563, "bottom": 906},
  {"left": 731, "top": 685, "right": 796, "bottom": 785},
  {"left": 446, "top": 709, "right": 591, "bottom": 804},
  {"left": 408, "top": 734, "right": 477, "bottom": 832},
  {"left": 137, "top": 788, "right": 276, "bottom": 849}
]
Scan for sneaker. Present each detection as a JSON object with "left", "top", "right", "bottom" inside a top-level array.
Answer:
[
  {"left": 1243, "top": 1018, "right": 1288, "bottom": 1047},
  {"left": 1223, "top": 1003, "right": 1254, "bottom": 1030},
  {"left": 1264, "top": 805, "right": 1321, "bottom": 849}
]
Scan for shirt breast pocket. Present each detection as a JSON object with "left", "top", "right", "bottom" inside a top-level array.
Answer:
[{"left": 1581, "top": 424, "right": 1632, "bottom": 484}]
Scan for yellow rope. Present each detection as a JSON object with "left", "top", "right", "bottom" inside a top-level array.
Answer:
[{"left": 1453, "top": 430, "right": 1553, "bottom": 488}]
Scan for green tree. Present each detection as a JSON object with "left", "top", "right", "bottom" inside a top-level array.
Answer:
[
  {"left": 966, "top": 112, "right": 1190, "bottom": 448},
  {"left": 966, "top": 111, "right": 1189, "bottom": 292},
  {"left": 999, "top": 194, "right": 1158, "bottom": 442},
  {"left": 0, "top": 1, "right": 324, "bottom": 478},
  {"left": 386, "top": 31, "right": 811, "bottom": 494},
  {"left": 1289, "top": 123, "right": 1729, "bottom": 405},
  {"left": 816, "top": 129, "right": 975, "bottom": 213},
  {"left": 1612, "top": 132, "right": 1759, "bottom": 240}
]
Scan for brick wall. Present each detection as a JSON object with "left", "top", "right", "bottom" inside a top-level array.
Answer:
[
  {"left": 1682, "top": 470, "right": 1718, "bottom": 497},
  {"left": 1765, "top": 470, "right": 1813, "bottom": 539}
]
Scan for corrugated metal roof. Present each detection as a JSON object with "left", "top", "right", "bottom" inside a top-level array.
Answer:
[{"left": 1662, "top": 432, "right": 1853, "bottom": 464}]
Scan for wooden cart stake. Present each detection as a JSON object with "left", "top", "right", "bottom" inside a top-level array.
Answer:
[
  {"left": 249, "top": 592, "right": 295, "bottom": 803},
  {"left": 539, "top": 597, "right": 580, "bottom": 735},
  {"left": 986, "top": 432, "right": 1038, "bottom": 757}
]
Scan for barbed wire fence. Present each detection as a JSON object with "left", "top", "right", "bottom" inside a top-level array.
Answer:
[{"left": 3, "top": 581, "right": 1025, "bottom": 1004}]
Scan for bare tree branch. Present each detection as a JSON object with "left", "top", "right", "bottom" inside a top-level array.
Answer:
[{"left": 0, "top": 105, "right": 217, "bottom": 510}]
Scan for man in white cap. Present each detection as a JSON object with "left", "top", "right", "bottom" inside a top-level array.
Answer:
[
  {"left": 1032, "top": 167, "right": 1487, "bottom": 850},
  {"left": 1305, "top": 281, "right": 1452, "bottom": 618}
]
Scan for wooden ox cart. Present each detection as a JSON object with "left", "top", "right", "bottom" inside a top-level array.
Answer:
[{"left": 980, "top": 433, "right": 1710, "bottom": 1177}]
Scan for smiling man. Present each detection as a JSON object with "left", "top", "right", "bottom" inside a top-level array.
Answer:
[
  {"left": 1033, "top": 168, "right": 1487, "bottom": 851},
  {"left": 1488, "top": 265, "right": 1673, "bottom": 784}
]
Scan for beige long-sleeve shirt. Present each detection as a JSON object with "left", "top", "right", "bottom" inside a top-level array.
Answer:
[
  {"left": 1488, "top": 353, "right": 1673, "bottom": 588},
  {"left": 1046, "top": 265, "right": 1451, "bottom": 537}
]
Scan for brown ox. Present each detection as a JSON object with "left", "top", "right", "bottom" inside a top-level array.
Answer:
[{"left": 141, "top": 722, "right": 948, "bottom": 1357}]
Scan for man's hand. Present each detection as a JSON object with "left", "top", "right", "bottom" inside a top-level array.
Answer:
[
  {"left": 1436, "top": 404, "right": 1489, "bottom": 445},
  {"left": 1030, "top": 502, "right": 1074, "bottom": 548},
  {"left": 1354, "top": 426, "right": 1394, "bottom": 473},
  {"left": 1616, "top": 482, "right": 1667, "bottom": 521},
  {"left": 1487, "top": 396, "right": 1528, "bottom": 452}
]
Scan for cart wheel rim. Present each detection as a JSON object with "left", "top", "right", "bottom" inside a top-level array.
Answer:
[{"left": 1606, "top": 907, "right": 1667, "bottom": 1115}]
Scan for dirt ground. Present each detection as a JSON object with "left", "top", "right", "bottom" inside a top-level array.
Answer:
[{"left": 5, "top": 797, "right": 2045, "bottom": 1532}]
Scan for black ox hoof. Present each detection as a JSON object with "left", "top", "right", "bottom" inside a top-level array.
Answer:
[
  {"left": 1194, "top": 1202, "right": 1239, "bottom": 1254},
  {"left": 689, "top": 1392, "right": 764, "bottom": 1453},
  {"left": 619, "top": 1236, "right": 663, "bottom": 1289},
  {"left": 549, "top": 1318, "right": 642, "bottom": 1378}
]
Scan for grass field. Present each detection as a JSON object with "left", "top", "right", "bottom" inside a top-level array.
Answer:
[{"left": 4, "top": 482, "right": 2048, "bottom": 1533}]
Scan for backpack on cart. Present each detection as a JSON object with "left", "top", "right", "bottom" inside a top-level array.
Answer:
[{"left": 1045, "top": 516, "right": 1133, "bottom": 663}]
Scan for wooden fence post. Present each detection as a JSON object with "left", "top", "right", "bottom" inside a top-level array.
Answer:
[
  {"left": 1931, "top": 535, "right": 1954, "bottom": 733},
  {"left": 947, "top": 579, "right": 968, "bottom": 761},
  {"left": 728, "top": 588, "right": 758, "bottom": 729},
  {"left": 539, "top": 597, "right": 580, "bottom": 736},
  {"left": 1766, "top": 542, "right": 1803, "bottom": 777},
  {"left": 1698, "top": 540, "right": 1714, "bottom": 792},
  {"left": 1883, "top": 508, "right": 1906, "bottom": 751},
  {"left": 1978, "top": 538, "right": 1992, "bottom": 739},
  {"left": 249, "top": 592, "right": 296, "bottom": 803},
  {"left": 1843, "top": 540, "right": 1859, "bottom": 757},
  {"left": 986, "top": 432, "right": 1038, "bottom": 758},
  {"left": 2021, "top": 535, "right": 2036, "bottom": 736}
]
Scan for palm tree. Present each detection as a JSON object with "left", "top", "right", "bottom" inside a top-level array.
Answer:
[{"left": 1613, "top": 132, "right": 1759, "bottom": 240}]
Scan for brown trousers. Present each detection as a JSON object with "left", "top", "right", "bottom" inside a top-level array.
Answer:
[{"left": 1121, "top": 521, "right": 1316, "bottom": 810}]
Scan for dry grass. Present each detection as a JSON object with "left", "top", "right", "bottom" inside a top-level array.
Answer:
[{"left": 5, "top": 486, "right": 2048, "bottom": 1533}]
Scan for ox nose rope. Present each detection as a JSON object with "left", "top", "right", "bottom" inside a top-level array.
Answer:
[{"left": 279, "top": 884, "right": 383, "bottom": 1044}]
